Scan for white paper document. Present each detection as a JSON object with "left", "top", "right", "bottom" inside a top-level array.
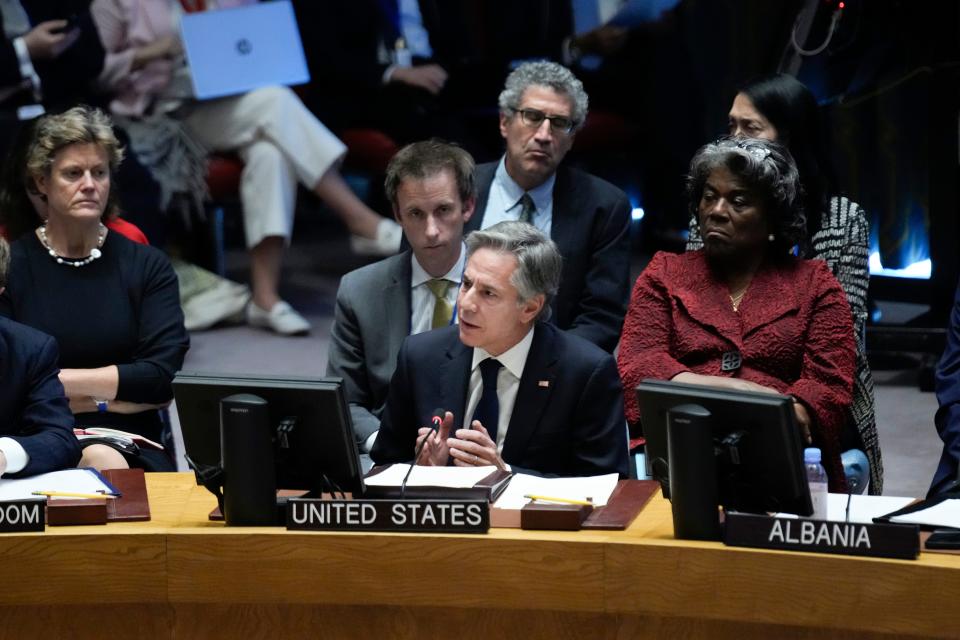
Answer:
[
  {"left": 775, "top": 494, "right": 915, "bottom": 522},
  {"left": 493, "top": 473, "right": 620, "bottom": 510},
  {"left": 0, "top": 468, "right": 117, "bottom": 501},
  {"left": 827, "top": 494, "right": 915, "bottom": 523},
  {"left": 889, "top": 498, "right": 960, "bottom": 529},
  {"left": 365, "top": 464, "right": 497, "bottom": 489}
]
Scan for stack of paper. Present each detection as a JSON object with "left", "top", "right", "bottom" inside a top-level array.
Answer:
[{"left": 493, "top": 473, "right": 620, "bottom": 510}]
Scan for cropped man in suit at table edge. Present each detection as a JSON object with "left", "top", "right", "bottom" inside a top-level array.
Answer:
[
  {"left": 0, "top": 238, "right": 81, "bottom": 477},
  {"left": 371, "top": 222, "right": 629, "bottom": 477},
  {"left": 327, "top": 140, "right": 476, "bottom": 451}
]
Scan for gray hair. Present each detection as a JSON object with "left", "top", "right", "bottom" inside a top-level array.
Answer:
[
  {"left": 465, "top": 221, "right": 562, "bottom": 322},
  {"left": 0, "top": 237, "right": 8, "bottom": 289},
  {"left": 26, "top": 105, "right": 124, "bottom": 179},
  {"left": 687, "top": 136, "right": 805, "bottom": 254},
  {"left": 384, "top": 139, "right": 476, "bottom": 209},
  {"left": 498, "top": 61, "right": 589, "bottom": 129}
]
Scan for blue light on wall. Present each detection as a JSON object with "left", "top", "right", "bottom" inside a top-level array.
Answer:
[{"left": 869, "top": 252, "right": 931, "bottom": 279}]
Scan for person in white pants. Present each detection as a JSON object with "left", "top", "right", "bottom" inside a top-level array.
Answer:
[{"left": 91, "top": 0, "right": 402, "bottom": 335}]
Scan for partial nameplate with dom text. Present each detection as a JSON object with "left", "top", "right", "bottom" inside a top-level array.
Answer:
[
  {"left": 286, "top": 498, "right": 489, "bottom": 533},
  {"left": 0, "top": 498, "right": 45, "bottom": 533}
]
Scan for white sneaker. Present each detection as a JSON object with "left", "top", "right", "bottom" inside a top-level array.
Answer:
[
  {"left": 246, "top": 300, "right": 311, "bottom": 336},
  {"left": 350, "top": 218, "right": 402, "bottom": 256},
  {"left": 182, "top": 279, "right": 251, "bottom": 331}
]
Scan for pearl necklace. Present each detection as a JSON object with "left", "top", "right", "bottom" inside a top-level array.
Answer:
[{"left": 38, "top": 224, "right": 107, "bottom": 267}]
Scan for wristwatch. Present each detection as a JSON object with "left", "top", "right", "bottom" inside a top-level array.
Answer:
[{"left": 94, "top": 399, "right": 109, "bottom": 413}]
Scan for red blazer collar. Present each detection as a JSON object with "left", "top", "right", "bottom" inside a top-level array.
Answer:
[{"left": 671, "top": 252, "right": 804, "bottom": 346}]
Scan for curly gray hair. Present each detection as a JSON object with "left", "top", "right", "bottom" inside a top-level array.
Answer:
[
  {"left": 498, "top": 61, "right": 589, "bottom": 129},
  {"left": 465, "top": 221, "right": 562, "bottom": 322},
  {"left": 687, "top": 137, "right": 805, "bottom": 255}
]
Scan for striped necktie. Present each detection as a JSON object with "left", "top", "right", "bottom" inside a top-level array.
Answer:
[{"left": 518, "top": 193, "right": 536, "bottom": 225}]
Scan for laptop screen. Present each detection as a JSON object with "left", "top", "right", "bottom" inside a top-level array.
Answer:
[{"left": 180, "top": 0, "right": 310, "bottom": 101}]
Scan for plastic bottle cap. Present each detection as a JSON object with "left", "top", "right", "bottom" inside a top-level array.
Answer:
[{"left": 804, "top": 447, "right": 822, "bottom": 463}]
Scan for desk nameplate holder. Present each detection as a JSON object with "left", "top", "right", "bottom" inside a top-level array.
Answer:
[
  {"left": 287, "top": 498, "right": 489, "bottom": 533},
  {"left": 0, "top": 498, "right": 46, "bottom": 533},
  {"left": 724, "top": 512, "right": 920, "bottom": 560}
]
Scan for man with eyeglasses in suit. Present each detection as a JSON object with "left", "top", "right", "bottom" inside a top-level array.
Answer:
[{"left": 468, "top": 61, "right": 631, "bottom": 353}]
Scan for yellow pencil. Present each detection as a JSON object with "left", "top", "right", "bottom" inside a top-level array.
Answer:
[
  {"left": 524, "top": 494, "right": 593, "bottom": 506},
  {"left": 32, "top": 491, "right": 118, "bottom": 500}
]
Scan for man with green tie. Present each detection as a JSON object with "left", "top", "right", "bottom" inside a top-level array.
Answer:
[{"left": 327, "top": 140, "right": 476, "bottom": 451}]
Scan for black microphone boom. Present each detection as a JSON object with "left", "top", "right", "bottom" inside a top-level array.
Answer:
[{"left": 401, "top": 408, "right": 446, "bottom": 498}]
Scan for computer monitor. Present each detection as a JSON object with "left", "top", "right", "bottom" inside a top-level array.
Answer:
[
  {"left": 173, "top": 372, "right": 363, "bottom": 495},
  {"left": 636, "top": 379, "right": 812, "bottom": 521}
]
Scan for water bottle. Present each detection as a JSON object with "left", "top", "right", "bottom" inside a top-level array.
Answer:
[{"left": 804, "top": 447, "right": 828, "bottom": 520}]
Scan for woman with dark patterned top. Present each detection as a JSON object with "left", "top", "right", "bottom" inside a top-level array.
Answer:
[
  {"left": 686, "top": 74, "right": 881, "bottom": 493},
  {"left": 620, "top": 138, "right": 855, "bottom": 492}
]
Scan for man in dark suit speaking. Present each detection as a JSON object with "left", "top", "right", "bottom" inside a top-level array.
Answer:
[
  {"left": 371, "top": 222, "right": 628, "bottom": 477},
  {"left": 0, "top": 238, "right": 80, "bottom": 477},
  {"left": 468, "top": 61, "right": 631, "bottom": 353}
]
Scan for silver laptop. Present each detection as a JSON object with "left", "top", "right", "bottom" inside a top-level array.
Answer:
[{"left": 180, "top": 0, "right": 310, "bottom": 101}]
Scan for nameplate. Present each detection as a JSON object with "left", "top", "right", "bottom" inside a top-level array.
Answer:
[
  {"left": 723, "top": 512, "right": 919, "bottom": 560},
  {"left": 286, "top": 499, "right": 489, "bottom": 533},
  {"left": 0, "top": 499, "right": 45, "bottom": 532}
]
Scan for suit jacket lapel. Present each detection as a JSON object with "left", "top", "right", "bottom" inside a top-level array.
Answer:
[
  {"left": 382, "top": 252, "right": 413, "bottom": 362},
  {"left": 501, "top": 323, "right": 557, "bottom": 461},
  {"left": 439, "top": 332, "right": 472, "bottom": 431},
  {"left": 738, "top": 260, "right": 802, "bottom": 337},
  {"left": 549, "top": 167, "right": 577, "bottom": 319},
  {"left": 671, "top": 253, "right": 744, "bottom": 348},
  {"left": 469, "top": 162, "right": 497, "bottom": 233}
]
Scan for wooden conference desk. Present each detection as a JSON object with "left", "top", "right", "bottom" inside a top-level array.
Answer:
[{"left": 0, "top": 473, "right": 956, "bottom": 640}]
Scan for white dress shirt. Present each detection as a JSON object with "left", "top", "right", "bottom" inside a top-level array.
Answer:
[
  {"left": 464, "top": 326, "right": 535, "bottom": 452},
  {"left": 0, "top": 437, "right": 28, "bottom": 475}
]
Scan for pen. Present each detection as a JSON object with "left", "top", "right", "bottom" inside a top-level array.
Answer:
[
  {"left": 32, "top": 491, "right": 118, "bottom": 500},
  {"left": 524, "top": 494, "right": 593, "bottom": 506}
]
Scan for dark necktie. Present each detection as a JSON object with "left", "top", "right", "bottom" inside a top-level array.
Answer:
[
  {"left": 473, "top": 358, "right": 503, "bottom": 444},
  {"left": 518, "top": 193, "right": 536, "bottom": 225}
]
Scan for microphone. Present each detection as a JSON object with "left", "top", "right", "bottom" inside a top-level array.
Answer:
[{"left": 401, "top": 408, "right": 446, "bottom": 498}]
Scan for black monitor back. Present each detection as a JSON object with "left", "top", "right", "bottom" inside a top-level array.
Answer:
[
  {"left": 636, "top": 379, "right": 811, "bottom": 515},
  {"left": 173, "top": 372, "right": 363, "bottom": 495}
]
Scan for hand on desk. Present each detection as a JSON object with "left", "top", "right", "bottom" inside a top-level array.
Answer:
[{"left": 448, "top": 421, "right": 507, "bottom": 471}]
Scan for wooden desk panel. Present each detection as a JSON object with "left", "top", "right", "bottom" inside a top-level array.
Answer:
[{"left": 0, "top": 473, "right": 956, "bottom": 639}]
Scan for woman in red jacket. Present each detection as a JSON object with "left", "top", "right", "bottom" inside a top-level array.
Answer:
[{"left": 618, "top": 137, "right": 855, "bottom": 491}]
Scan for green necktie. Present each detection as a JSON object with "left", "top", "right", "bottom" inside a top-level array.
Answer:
[
  {"left": 518, "top": 193, "right": 536, "bottom": 224},
  {"left": 426, "top": 279, "right": 453, "bottom": 329}
]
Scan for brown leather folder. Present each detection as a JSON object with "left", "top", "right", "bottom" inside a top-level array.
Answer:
[
  {"left": 581, "top": 479, "right": 660, "bottom": 530},
  {"left": 102, "top": 468, "right": 152, "bottom": 522},
  {"left": 46, "top": 499, "right": 108, "bottom": 526}
]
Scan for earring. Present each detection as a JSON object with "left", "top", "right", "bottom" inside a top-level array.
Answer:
[{"left": 768, "top": 233, "right": 775, "bottom": 242}]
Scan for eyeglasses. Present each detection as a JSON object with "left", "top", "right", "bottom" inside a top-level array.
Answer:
[{"left": 510, "top": 108, "right": 577, "bottom": 134}]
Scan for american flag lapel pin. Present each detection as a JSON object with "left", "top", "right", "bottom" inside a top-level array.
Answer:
[{"left": 538, "top": 380, "right": 550, "bottom": 388}]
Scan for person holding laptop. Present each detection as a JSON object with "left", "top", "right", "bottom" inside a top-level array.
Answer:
[{"left": 90, "top": 0, "right": 402, "bottom": 336}]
